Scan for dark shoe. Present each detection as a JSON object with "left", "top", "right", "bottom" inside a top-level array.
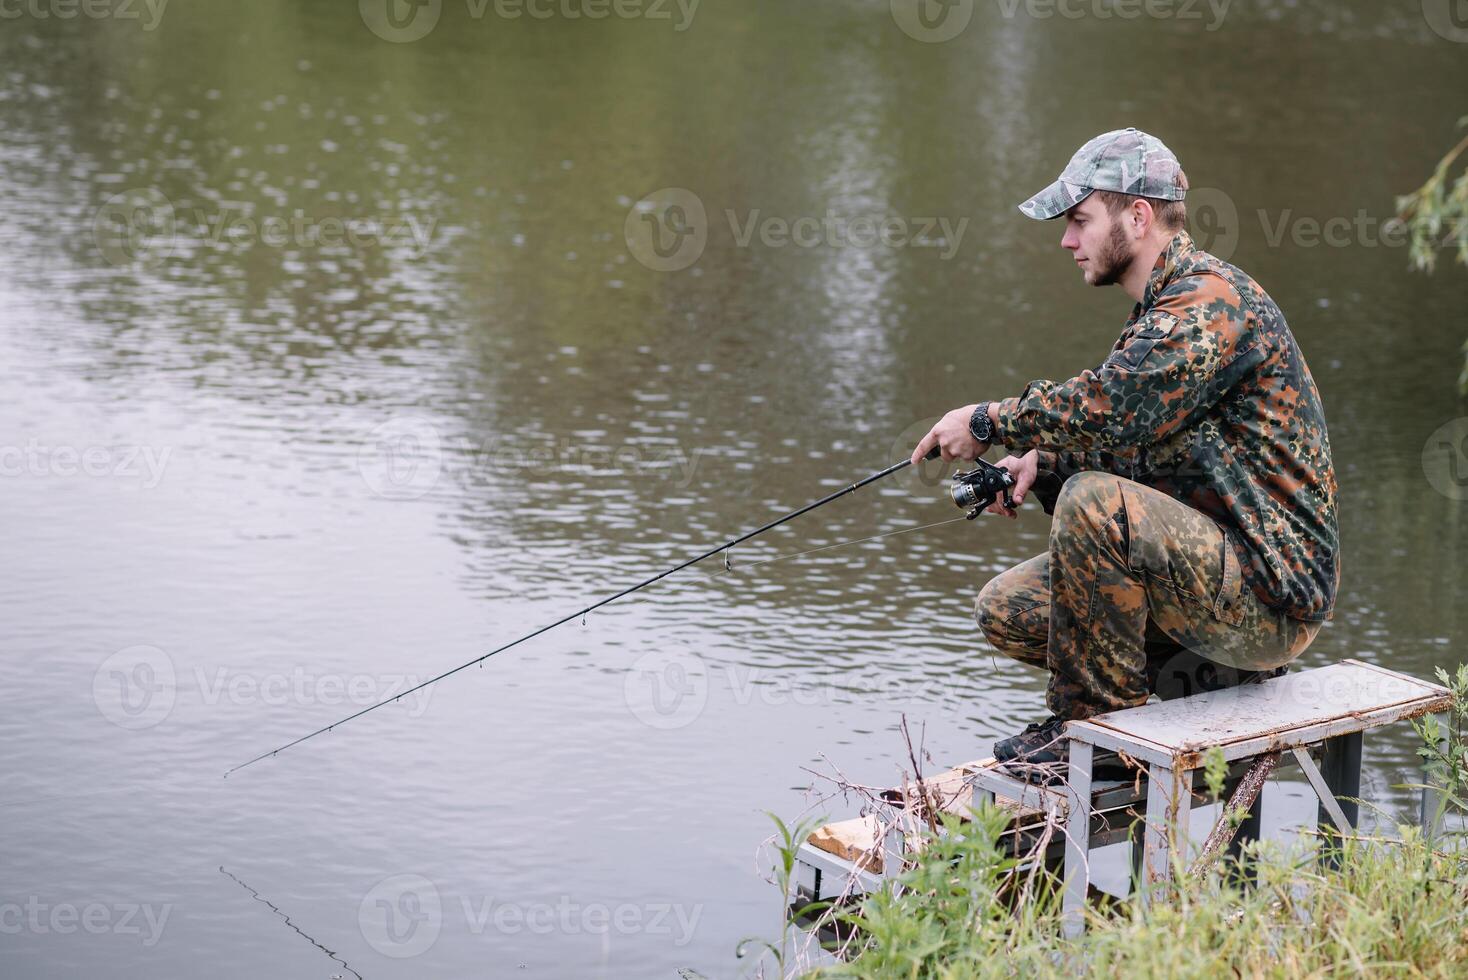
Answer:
[
  {"left": 993, "top": 715, "right": 1067, "bottom": 764},
  {"left": 995, "top": 715, "right": 1139, "bottom": 786}
]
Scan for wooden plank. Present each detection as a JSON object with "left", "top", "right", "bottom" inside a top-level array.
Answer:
[
  {"left": 879, "top": 758, "right": 994, "bottom": 817},
  {"left": 1192, "top": 752, "right": 1278, "bottom": 877},
  {"left": 807, "top": 816, "right": 885, "bottom": 872},
  {"left": 1078, "top": 662, "right": 1448, "bottom": 760}
]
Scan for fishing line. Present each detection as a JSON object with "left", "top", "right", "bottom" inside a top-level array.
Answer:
[
  {"left": 226, "top": 449, "right": 946, "bottom": 776},
  {"left": 709, "top": 516, "right": 968, "bottom": 574}
]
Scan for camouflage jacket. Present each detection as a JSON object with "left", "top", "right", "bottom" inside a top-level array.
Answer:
[{"left": 995, "top": 231, "right": 1339, "bottom": 622}]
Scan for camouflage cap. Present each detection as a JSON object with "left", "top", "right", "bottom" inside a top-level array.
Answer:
[{"left": 1018, "top": 128, "right": 1186, "bottom": 221}]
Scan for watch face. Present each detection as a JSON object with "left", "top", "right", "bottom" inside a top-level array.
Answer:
[{"left": 971, "top": 404, "right": 992, "bottom": 440}]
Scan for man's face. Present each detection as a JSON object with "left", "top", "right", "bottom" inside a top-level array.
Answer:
[{"left": 1059, "top": 195, "right": 1134, "bottom": 287}]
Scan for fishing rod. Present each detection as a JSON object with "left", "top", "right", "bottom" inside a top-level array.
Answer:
[{"left": 225, "top": 447, "right": 1014, "bottom": 777}]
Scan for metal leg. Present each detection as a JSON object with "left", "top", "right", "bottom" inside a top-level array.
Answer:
[
  {"left": 1420, "top": 712, "right": 1450, "bottom": 843},
  {"left": 1062, "top": 740, "right": 1093, "bottom": 938},
  {"left": 1314, "top": 732, "right": 1362, "bottom": 869},
  {"left": 1142, "top": 762, "right": 1190, "bottom": 899}
]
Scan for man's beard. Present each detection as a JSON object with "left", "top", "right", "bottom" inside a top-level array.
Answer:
[{"left": 1090, "top": 222, "right": 1135, "bottom": 287}]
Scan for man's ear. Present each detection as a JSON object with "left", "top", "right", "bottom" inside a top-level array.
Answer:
[{"left": 1129, "top": 198, "right": 1155, "bottom": 239}]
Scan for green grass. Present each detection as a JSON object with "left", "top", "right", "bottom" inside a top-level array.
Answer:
[{"left": 766, "top": 665, "right": 1468, "bottom": 979}]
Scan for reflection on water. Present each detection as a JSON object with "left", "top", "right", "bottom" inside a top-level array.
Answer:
[{"left": 1, "top": 0, "right": 1466, "bottom": 976}]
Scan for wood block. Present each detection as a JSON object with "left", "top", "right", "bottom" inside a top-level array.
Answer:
[{"left": 806, "top": 815, "right": 884, "bottom": 872}]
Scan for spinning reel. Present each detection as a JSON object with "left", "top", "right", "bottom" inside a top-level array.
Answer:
[{"left": 949, "top": 458, "right": 1016, "bottom": 520}]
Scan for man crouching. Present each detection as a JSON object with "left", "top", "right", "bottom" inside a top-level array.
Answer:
[{"left": 910, "top": 128, "right": 1339, "bottom": 777}]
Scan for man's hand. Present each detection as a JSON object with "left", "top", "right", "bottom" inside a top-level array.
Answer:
[
  {"left": 910, "top": 404, "right": 989, "bottom": 465},
  {"left": 983, "top": 451, "right": 1040, "bottom": 518}
]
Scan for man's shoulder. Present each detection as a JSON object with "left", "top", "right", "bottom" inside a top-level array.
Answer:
[{"left": 1160, "top": 249, "right": 1278, "bottom": 323}]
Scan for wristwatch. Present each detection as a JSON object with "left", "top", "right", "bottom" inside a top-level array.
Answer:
[{"left": 969, "top": 402, "right": 995, "bottom": 444}]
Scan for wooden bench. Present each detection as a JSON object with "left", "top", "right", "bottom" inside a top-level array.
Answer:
[{"left": 792, "top": 660, "right": 1453, "bottom": 935}]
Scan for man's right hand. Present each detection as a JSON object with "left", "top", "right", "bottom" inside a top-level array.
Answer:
[{"left": 985, "top": 451, "right": 1040, "bottom": 518}]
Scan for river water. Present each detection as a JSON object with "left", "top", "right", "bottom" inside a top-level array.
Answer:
[{"left": 2, "top": 1, "right": 1466, "bottom": 977}]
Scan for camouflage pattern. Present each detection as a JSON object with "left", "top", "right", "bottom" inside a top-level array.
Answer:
[
  {"left": 1018, "top": 128, "right": 1186, "bottom": 221},
  {"left": 975, "top": 472, "right": 1322, "bottom": 719},
  {"left": 995, "top": 230, "right": 1340, "bottom": 623}
]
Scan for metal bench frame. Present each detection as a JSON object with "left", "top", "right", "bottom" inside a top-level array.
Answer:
[{"left": 1058, "top": 659, "right": 1454, "bottom": 935}]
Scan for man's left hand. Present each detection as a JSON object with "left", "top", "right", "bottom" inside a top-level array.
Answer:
[{"left": 910, "top": 404, "right": 991, "bottom": 465}]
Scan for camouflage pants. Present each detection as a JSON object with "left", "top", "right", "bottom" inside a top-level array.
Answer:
[{"left": 975, "top": 471, "right": 1321, "bottom": 720}]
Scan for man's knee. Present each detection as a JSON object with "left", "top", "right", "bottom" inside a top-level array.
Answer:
[
  {"left": 1053, "top": 470, "right": 1121, "bottom": 522},
  {"left": 973, "top": 579, "right": 1006, "bottom": 647},
  {"left": 974, "top": 579, "right": 1047, "bottom": 664}
]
